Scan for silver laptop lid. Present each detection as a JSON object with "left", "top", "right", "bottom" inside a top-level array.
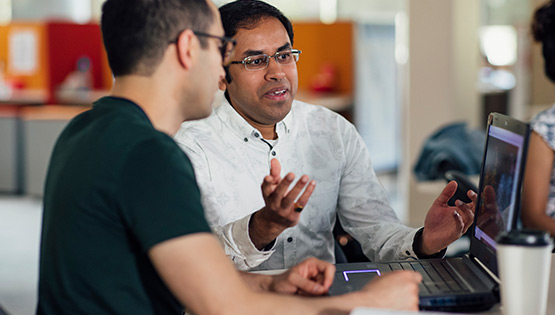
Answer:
[{"left": 469, "top": 113, "right": 530, "bottom": 277}]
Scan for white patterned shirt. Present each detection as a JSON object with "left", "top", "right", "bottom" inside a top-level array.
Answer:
[
  {"left": 531, "top": 104, "right": 555, "bottom": 219},
  {"left": 175, "top": 99, "right": 420, "bottom": 270}
]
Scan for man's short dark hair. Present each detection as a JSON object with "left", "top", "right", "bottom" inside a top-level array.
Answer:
[
  {"left": 219, "top": 0, "right": 294, "bottom": 45},
  {"left": 219, "top": 0, "right": 294, "bottom": 84},
  {"left": 101, "top": 0, "right": 213, "bottom": 76},
  {"left": 532, "top": 0, "right": 555, "bottom": 82}
]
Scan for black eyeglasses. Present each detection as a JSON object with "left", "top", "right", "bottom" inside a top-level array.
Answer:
[
  {"left": 169, "top": 30, "right": 236, "bottom": 65},
  {"left": 230, "top": 49, "right": 301, "bottom": 71}
]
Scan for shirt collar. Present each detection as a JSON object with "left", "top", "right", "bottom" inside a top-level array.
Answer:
[{"left": 216, "top": 98, "right": 293, "bottom": 140}]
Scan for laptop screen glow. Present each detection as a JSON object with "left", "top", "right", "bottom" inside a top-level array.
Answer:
[{"left": 474, "top": 125, "right": 525, "bottom": 252}]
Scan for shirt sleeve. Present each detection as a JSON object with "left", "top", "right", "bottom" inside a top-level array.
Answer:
[
  {"left": 117, "top": 135, "right": 211, "bottom": 252},
  {"left": 334, "top": 119, "right": 421, "bottom": 261},
  {"left": 531, "top": 105, "right": 555, "bottom": 151},
  {"left": 211, "top": 215, "right": 276, "bottom": 270},
  {"left": 174, "top": 132, "right": 274, "bottom": 270}
]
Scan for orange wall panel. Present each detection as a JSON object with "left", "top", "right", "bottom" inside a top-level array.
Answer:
[
  {"left": 0, "top": 25, "right": 8, "bottom": 73},
  {"left": 292, "top": 22, "right": 353, "bottom": 95},
  {"left": 3, "top": 22, "right": 49, "bottom": 91}
]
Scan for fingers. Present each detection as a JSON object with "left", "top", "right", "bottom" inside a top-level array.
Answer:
[
  {"left": 261, "top": 174, "right": 280, "bottom": 197},
  {"left": 261, "top": 172, "right": 296, "bottom": 209},
  {"left": 363, "top": 270, "right": 421, "bottom": 311},
  {"left": 454, "top": 195, "right": 476, "bottom": 230},
  {"left": 271, "top": 173, "right": 296, "bottom": 201},
  {"left": 260, "top": 161, "right": 317, "bottom": 216},
  {"left": 281, "top": 175, "right": 309, "bottom": 207},
  {"left": 451, "top": 209, "right": 465, "bottom": 234},
  {"left": 270, "top": 158, "right": 281, "bottom": 179},
  {"left": 434, "top": 181, "right": 458, "bottom": 205},
  {"left": 262, "top": 173, "right": 316, "bottom": 213},
  {"left": 292, "top": 180, "right": 316, "bottom": 210},
  {"left": 403, "top": 270, "right": 423, "bottom": 284},
  {"left": 467, "top": 189, "right": 477, "bottom": 203},
  {"left": 294, "top": 258, "right": 336, "bottom": 295},
  {"left": 305, "top": 257, "right": 336, "bottom": 290},
  {"left": 288, "top": 272, "right": 327, "bottom": 295}
]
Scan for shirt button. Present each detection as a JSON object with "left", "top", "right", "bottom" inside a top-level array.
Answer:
[
  {"left": 254, "top": 132, "right": 260, "bottom": 138},
  {"left": 287, "top": 237, "right": 293, "bottom": 243},
  {"left": 271, "top": 151, "right": 276, "bottom": 156},
  {"left": 243, "top": 138, "right": 248, "bottom": 142}
]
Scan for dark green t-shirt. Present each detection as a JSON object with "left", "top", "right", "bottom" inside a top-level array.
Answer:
[{"left": 37, "top": 97, "right": 211, "bottom": 314}]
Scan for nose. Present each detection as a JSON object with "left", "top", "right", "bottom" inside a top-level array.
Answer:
[{"left": 264, "top": 56, "right": 285, "bottom": 81}]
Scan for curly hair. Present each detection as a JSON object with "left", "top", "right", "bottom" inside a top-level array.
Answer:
[{"left": 532, "top": 0, "right": 555, "bottom": 82}]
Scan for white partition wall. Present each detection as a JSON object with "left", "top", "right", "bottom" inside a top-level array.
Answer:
[
  {"left": 401, "top": 0, "right": 480, "bottom": 227},
  {"left": 12, "top": 0, "right": 91, "bottom": 22}
]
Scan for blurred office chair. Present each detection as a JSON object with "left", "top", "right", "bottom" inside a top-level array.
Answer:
[
  {"left": 333, "top": 218, "right": 370, "bottom": 263},
  {"left": 414, "top": 123, "right": 484, "bottom": 181},
  {"left": 334, "top": 239, "right": 348, "bottom": 264}
]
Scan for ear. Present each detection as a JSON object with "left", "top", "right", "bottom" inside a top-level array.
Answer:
[
  {"left": 218, "top": 77, "right": 227, "bottom": 91},
  {"left": 175, "top": 29, "right": 196, "bottom": 70}
]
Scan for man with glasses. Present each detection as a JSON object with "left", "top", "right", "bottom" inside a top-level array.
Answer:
[
  {"left": 175, "top": 0, "right": 476, "bottom": 271},
  {"left": 37, "top": 0, "right": 423, "bottom": 313}
]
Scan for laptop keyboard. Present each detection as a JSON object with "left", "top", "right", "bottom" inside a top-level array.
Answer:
[{"left": 389, "top": 261, "right": 470, "bottom": 295}]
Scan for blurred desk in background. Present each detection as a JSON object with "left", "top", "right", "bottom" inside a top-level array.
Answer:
[
  {"left": 0, "top": 89, "right": 48, "bottom": 105},
  {"left": 296, "top": 91, "right": 353, "bottom": 122},
  {"left": 19, "top": 105, "right": 90, "bottom": 196},
  {"left": 55, "top": 89, "right": 109, "bottom": 106}
]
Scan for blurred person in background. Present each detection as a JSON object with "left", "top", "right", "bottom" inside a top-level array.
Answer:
[{"left": 522, "top": 0, "right": 555, "bottom": 238}]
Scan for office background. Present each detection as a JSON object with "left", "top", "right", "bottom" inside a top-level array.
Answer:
[{"left": 1, "top": 0, "right": 554, "bottom": 314}]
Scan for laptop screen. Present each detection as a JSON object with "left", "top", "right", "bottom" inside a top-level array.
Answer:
[{"left": 470, "top": 113, "right": 529, "bottom": 276}]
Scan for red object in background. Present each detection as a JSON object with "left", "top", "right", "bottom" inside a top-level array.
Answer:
[
  {"left": 46, "top": 22, "right": 104, "bottom": 104},
  {"left": 309, "top": 62, "right": 338, "bottom": 93}
]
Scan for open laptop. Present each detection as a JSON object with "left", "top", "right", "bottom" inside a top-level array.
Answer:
[{"left": 329, "top": 113, "right": 530, "bottom": 312}]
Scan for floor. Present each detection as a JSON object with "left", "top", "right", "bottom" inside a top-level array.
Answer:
[{"left": 0, "top": 195, "right": 42, "bottom": 315}]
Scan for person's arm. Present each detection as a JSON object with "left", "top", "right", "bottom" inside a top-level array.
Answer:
[
  {"left": 522, "top": 131, "right": 555, "bottom": 237},
  {"left": 239, "top": 257, "right": 335, "bottom": 296},
  {"left": 330, "top": 115, "right": 474, "bottom": 260},
  {"left": 149, "top": 233, "right": 422, "bottom": 315}
]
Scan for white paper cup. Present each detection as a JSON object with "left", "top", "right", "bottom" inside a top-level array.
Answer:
[{"left": 496, "top": 230, "right": 553, "bottom": 315}]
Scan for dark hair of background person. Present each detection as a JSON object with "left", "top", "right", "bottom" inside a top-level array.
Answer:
[
  {"left": 532, "top": 0, "right": 555, "bottom": 82},
  {"left": 219, "top": 0, "right": 294, "bottom": 85},
  {"left": 101, "top": 0, "right": 214, "bottom": 77}
]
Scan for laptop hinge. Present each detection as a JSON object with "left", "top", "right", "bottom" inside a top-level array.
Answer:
[{"left": 469, "top": 254, "right": 500, "bottom": 284}]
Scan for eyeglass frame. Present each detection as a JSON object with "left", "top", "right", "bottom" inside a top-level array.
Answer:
[
  {"left": 168, "top": 30, "right": 237, "bottom": 65},
  {"left": 229, "top": 49, "right": 302, "bottom": 71}
]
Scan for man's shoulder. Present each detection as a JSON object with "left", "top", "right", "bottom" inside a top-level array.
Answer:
[
  {"left": 176, "top": 111, "right": 220, "bottom": 140},
  {"left": 174, "top": 112, "right": 225, "bottom": 156},
  {"left": 291, "top": 99, "right": 352, "bottom": 128},
  {"left": 292, "top": 99, "right": 346, "bottom": 118}
]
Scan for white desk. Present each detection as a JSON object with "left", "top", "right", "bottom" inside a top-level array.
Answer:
[{"left": 351, "top": 253, "right": 555, "bottom": 314}]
